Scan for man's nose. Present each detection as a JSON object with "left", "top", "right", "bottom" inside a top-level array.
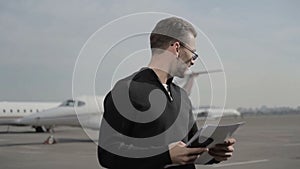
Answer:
[{"left": 189, "top": 59, "right": 195, "bottom": 67}]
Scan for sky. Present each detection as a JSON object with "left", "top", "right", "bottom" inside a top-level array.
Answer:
[{"left": 0, "top": 0, "right": 299, "bottom": 108}]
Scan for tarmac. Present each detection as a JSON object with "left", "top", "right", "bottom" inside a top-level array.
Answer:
[{"left": 1, "top": 114, "right": 300, "bottom": 169}]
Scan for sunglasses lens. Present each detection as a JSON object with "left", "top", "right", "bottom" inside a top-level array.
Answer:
[{"left": 192, "top": 54, "right": 198, "bottom": 60}]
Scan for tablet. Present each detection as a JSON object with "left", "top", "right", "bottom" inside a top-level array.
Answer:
[{"left": 186, "top": 122, "right": 245, "bottom": 164}]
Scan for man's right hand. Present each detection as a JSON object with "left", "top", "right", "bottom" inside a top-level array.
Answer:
[{"left": 169, "top": 141, "right": 208, "bottom": 165}]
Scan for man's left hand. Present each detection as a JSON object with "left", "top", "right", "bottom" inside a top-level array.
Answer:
[{"left": 208, "top": 138, "right": 236, "bottom": 162}]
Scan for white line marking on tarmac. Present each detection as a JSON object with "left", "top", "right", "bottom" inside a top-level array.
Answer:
[
  {"left": 283, "top": 143, "right": 300, "bottom": 147},
  {"left": 18, "top": 151, "right": 44, "bottom": 154},
  {"left": 212, "top": 159, "right": 269, "bottom": 167}
]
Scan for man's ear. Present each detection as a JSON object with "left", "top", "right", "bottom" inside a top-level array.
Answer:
[{"left": 171, "top": 42, "right": 180, "bottom": 53}]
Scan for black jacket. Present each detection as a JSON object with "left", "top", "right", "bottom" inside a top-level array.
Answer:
[{"left": 98, "top": 68, "right": 205, "bottom": 169}]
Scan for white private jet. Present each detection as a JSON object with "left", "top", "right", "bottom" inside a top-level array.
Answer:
[
  {"left": 0, "top": 101, "right": 60, "bottom": 132},
  {"left": 20, "top": 69, "right": 241, "bottom": 132},
  {"left": 192, "top": 107, "right": 241, "bottom": 119},
  {"left": 20, "top": 96, "right": 104, "bottom": 130}
]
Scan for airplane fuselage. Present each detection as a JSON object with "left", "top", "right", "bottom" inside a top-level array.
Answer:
[{"left": 0, "top": 101, "right": 60, "bottom": 125}]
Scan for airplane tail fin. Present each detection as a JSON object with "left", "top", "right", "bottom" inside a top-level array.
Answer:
[{"left": 175, "top": 69, "right": 223, "bottom": 95}]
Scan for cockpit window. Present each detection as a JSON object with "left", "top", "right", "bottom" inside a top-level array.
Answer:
[{"left": 60, "top": 100, "right": 76, "bottom": 107}]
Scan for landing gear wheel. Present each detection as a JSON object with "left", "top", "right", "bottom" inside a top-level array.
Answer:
[
  {"left": 44, "top": 135, "right": 57, "bottom": 144},
  {"left": 35, "top": 126, "right": 47, "bottom": 133}
]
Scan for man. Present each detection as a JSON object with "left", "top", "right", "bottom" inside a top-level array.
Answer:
[{"left": 98, "top": 17, "right": 235, "bottom": 169}]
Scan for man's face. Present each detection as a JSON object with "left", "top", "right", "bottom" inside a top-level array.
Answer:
[{"left": 175, "top": 34, "right": 197, "bottom": 78}]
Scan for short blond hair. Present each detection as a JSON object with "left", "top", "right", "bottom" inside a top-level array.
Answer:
[{"left": 150, "top": 17, "right": 197, "bottom": 54}]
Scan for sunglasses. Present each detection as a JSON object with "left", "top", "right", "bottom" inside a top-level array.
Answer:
[{"left": 179, "top": 42, "right": 199, "bottom": 61}]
